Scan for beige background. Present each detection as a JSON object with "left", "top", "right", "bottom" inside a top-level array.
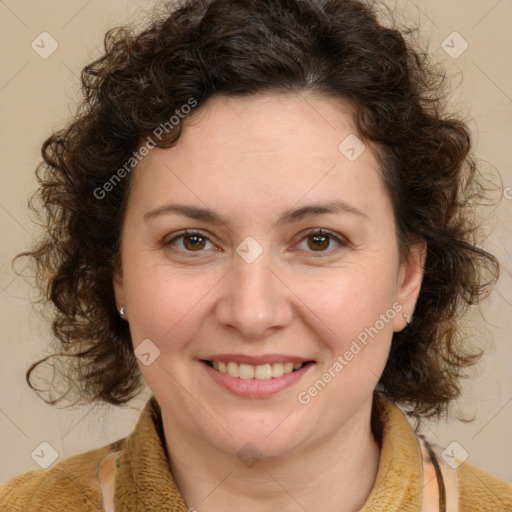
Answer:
[{"left": 1, "top": 0, "right": 511, "bottom": 487}]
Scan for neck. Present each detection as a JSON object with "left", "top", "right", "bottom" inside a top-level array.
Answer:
[{"left": 162, "top": 396, "right": 381, "bottom": 512}]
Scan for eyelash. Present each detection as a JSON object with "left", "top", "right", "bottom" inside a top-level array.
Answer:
[{"left": 164, "top": 229, "right": 348, "bottom": 257}]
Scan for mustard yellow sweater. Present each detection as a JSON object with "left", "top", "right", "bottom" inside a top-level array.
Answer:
[{"left": 1, "top": 393, "right": 511, "bottom": 511}]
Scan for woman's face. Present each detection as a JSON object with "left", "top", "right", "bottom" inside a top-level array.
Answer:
[{"left": 114, "top": 92, "right": 424, "bottom": 459}]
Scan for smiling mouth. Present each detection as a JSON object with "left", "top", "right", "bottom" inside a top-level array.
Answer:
[{"left": 203, "top": 360, "right": 313, "bottom": 380}]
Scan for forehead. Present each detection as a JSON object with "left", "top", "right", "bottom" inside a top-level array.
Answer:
[
  {"left": 127, "top": 92, "right": 390, "bottom": 226},
  {"left": 176, "top": 92, "right": 358, "bottom": 156}
]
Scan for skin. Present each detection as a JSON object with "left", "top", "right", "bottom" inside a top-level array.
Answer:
[{"left": 113, "top": 92, "right": 426, "bottom": 512}]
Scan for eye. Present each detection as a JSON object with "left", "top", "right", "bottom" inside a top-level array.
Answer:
[
  {"left": 295, "top": 229, "right": 348, "bottom": 255},
  {"left": 165, "top": 230, "right": 215, "bottom": 253}
]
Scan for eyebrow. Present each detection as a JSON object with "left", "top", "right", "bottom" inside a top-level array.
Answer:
[{"left": 144, "top": 200, "right": 368, "bottom": 226}]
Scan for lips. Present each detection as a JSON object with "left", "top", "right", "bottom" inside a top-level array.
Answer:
[{"left": 199, "top": 354, "right": 315, "bottom": 398}]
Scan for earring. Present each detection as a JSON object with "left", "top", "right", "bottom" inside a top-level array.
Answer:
[
  {"left": 403, "top": 313, "right": 413, "bottom": 326},
  {"left": 119, "top": 307, "right": 126, "bottom": 318}
]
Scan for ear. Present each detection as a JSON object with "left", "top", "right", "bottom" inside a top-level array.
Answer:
[{"left": 393, "top": 239, "right": 427, "bottom": 332}]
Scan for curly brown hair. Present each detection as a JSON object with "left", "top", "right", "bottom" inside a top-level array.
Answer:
[{"left": 18, "top": 0, "right": 499, "bottom": 419}]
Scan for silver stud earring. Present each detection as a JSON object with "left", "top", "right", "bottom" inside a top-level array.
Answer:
[
  {"left": 403, "top": 313, "right": 413, "bottom": 326},
  {"left": 119, "top": 307, "right": 126, "bottom": 318}
]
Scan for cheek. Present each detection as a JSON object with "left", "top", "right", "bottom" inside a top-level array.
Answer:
[
  {"left": 300, "top": 265, "right": 398, "bottom": 335},
  {"left": 123, "top": 262, "right": 218, "bottom": 351},
  {"left": 292, "top": 264, "right": 398, "bottom": 381}
]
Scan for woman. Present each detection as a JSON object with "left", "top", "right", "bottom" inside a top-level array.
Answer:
[{"left": 1, "top": 0, "right": 511, "bottom": 510}]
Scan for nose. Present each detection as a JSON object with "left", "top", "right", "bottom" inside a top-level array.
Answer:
[{"left": 215, "top": 248, "right": 294, "bottom": 340}]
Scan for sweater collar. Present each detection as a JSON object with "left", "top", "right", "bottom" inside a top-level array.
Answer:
[
  {"left": 115, "top": 396, "right": 188, "bottom": 511},
  {"left": 114, "top": 392, "right": 423, "bottom": 511},
  {"left": 360, "top": 391, "right": 423, "bottom": 511}
]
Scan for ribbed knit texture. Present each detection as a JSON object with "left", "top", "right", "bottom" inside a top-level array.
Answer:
[{"left": 1, "top": 393, "right": 511, "bottom": 511}]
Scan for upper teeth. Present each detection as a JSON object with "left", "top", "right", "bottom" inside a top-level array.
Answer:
[{"left": 212, "top": 361, "right": 304, "bottom": 379}]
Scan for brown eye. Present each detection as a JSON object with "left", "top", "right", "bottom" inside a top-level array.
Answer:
[
  {"left": 297, "top": 229, "right": 347, "bottom": 255},
  {"left": 307, "top": 232, "right": 330, "bottom": 251},
  {"left": 166, "top": 230, "right": 213, "bottom": 253},
  {"left": 182, "top": 233, "right": 206, "bottom": 251}
]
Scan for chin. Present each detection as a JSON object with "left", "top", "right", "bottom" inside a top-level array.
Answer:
[
  {"left": 208, "top": 413, "right": 310, "bottom": 461},
  {"left": 216, "top": 434, "right": 301, "bottom": 464}
]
